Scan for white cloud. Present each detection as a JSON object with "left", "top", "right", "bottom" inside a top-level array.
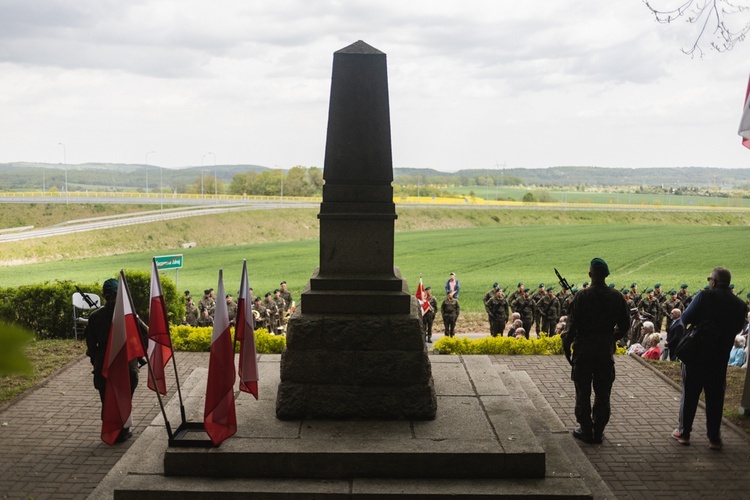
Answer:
[{"left": 1, "top": 0, "right": 749, "bottom": 170}]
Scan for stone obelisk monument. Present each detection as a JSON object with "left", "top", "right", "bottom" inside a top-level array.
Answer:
[{"left": 276, "top": 40, "right": 437, "bottom": 420}]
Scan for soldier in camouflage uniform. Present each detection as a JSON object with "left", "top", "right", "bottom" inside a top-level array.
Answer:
[
  {"left": 263, "top": 292, "right": 280, "bottom": 333},
  {"left": 629, "top": 283, "right": 642, "bottom": 309},
  {"left": 539, "top": 286, "right": 561, "bottom": 336},
  {"left": 639, "top": 288, "right": 661, "bottom": 331},
  {"left": 484, "top": 282, "right": 500, "bottom": 333},
  {"left": 513, "top": 288, "right": 534, "bottom": 338},
  {"left": 531, "top": 283, "right": 546, "bottom": 335},
  {"left": 279, "top": 281, "right": 293, "bottom": 314},
  {"left": 488, "top": 288, "right": 509, "bottom": 337},
  {"left": 273, "top": 289, "right": 287, "bottom": 328},
  {"left": 197, "top": 289, "right": 216, "bottom": 327},
  {"left": 226, "top": 294, "right": 238, "bottom": 327},
  {"left": 440, "top": 292, "right": 460, "bottom": 338},
  {"left": 252, "top": 297, "right": 267, "bottom": 331},
  {"left": 507, "top": 282, "right": 524, "bottom": 309},
  {"left": 184, "top": 298, "right": 199, "bottom": 327},
  {"left": 422, "top": 286, "right": 439, "bottom": 343},
  {"left": 677, "top": 284, "right": 692, "bottom": 308},
  {"left": 623, "top": 289, "right": 636, "bottom": 312},
  {"left": 562, "top": 257, "right": 630, "bottom": 445}
]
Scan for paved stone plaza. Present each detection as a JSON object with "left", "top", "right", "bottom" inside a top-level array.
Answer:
[{"left": 1, "top": 350, "right": 749, "bottom": 498}]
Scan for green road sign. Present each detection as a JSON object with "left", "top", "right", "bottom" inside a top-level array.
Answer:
[{"left": 154, "top": 254, "right": 183, "bottom": 270}]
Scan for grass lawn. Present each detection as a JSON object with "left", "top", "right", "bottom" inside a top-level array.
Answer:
[
  {"left": 0, "top": 339, "right": 86, "bottom": 407},
  {"left": 645, "top": 359, "right": 750, "bottom": 436}
]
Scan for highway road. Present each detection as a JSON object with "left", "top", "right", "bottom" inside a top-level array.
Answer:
[{"left": 0, "top": 201, "right": 318, "bottom": 243}]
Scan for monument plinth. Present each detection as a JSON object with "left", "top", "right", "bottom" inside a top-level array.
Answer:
[{"left": 276, "top": 40, "right": 437, "bottom": 420}]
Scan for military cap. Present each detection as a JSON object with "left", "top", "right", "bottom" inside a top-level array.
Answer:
[
  {"left": 590, "top": 257, "right": 609, "bottom": 277},
  {"left": 747, "top": 292, "right": 750, "bottom": 298},
  {"left": 450, "top": 272, "right": 456, "bottom": 276},
  {"left": 184, "top": 290, "right": 190, "bottom": 295},
  {"left": 539, "top": 283, "right": 545, "bottom": 288},
  {"left": 669, "top": 289, "right": 677, "bottom": 295},
  {"left": 226, "top": 294, "right": 232, "bottom": 298},
  {"left": 730, "top": 284, "right": 735, "bottom": 289},
  {"left": 546, "top": 286, "right": 555, "bottom": 292},
  {"left": 425, "top": 286, "right": 431, "bottom": 290},
  {"left": 204, "top": 289, "right": 210, "bottom": 295},
  {"left": 265, "top": 292, "right": 272, "bottom": 297},
  {"left": 523, "top": 287, "right": 531, "bottom": 292},
  {"left": 280, "top": 280, "right": 287, "bottom": 285},
  {"left": 253, "top": 296, "right": 261, "bottom": 302},
  {"left": 654, "top": 283, "right": 661, "bottom": 288},
  {"left": 630, "top": 283, "right": 637, "bottom": 288},
  {"left": 274, "top": 289, "right": 280, "bottom": 293},
  {"left": 704, "top": 285, "right": 710, "bottom": 290},
  {"left": 102, "top": 278, "right": 119, "bottom": 296},
  {"left": 517, "top": 282, "right": 523, "bottom": 287},
  {"left": 493, "top": 282, "right": 499, "bottom": 287},
  {"left": 681, "top": 284, "right": 688, "bottom": 289},
  {"left": 646, "top": 287, "right": 654, "bottom": 293},
  {"left": 249, "top": 287, "right": 253, "bottom": 291},
  {"left": 209, "top": 288, "right": 214, "bottom": 292},
  {"left": 621, "top": 289, "right": 629, "bottom": 295},
  {"left": 609, "top": 283, "right": 616, "bottom": 288},
  {"left": 571, "top": 287, "right": 578, "bottom": 293},
  {"left": 582, "top": 281, "right": 589, "bottom": 286}
]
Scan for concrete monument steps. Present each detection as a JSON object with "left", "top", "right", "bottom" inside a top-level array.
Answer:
[{"left": 96, "top": 355, "right": 603, "bottom": 499}]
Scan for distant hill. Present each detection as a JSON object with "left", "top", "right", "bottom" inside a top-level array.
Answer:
[
  {"left": 394, "top": 166, "right": 750, "bottom": 189},
  {"left": 2, "top": 162, "right": 749, "bottom": 192},
  {"left": 0, "top": 162, "right": 270, "bottom": 192}
]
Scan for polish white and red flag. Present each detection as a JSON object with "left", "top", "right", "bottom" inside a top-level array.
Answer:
[
  {"left": 415, "top": 277, "right": 430, "bottom": 316},
  {"left": 738, "top": 72, "right": 750, "bottom": 149},
  {"left": 101, "top": 271, "right": 145, "bottom": 445},
  {"left": 204, "top": 269, "right": 237, "bottom": 445},
  {"left": 147, "top": 258, "right": 172, "bottom": 395},
  {"left": 236, "top": 260, "right": 259, "bottom": 399}
]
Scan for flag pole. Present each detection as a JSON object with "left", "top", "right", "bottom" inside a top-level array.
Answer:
[{"left": 123, "top": 269, "right": 174, "bottom": 440}]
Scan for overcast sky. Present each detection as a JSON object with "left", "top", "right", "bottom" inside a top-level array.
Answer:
[{"left": 1, "top": 0, "right": 750, "bottom": 171}]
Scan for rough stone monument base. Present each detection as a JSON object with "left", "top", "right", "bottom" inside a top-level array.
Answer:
[{"left": 276, "top": 295, "right": 437, "bottom": 420}]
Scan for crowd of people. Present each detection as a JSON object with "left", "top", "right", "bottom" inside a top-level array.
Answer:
[
  {"left": 417, "top": 272, "right": 750, "bottom": 350},
  {"left": 181, "top": 281, "right": 295, "bottom": 334}
]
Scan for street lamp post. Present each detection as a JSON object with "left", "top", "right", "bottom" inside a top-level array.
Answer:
[
  {"left": 58, "top": 142, "right": 68, "bottom": 205},
  {"left": 207, "top": 152, "right": 217, "bottom": 204},
  {"left": 145, "top": 151, "right": 155, "bottom": 198}
]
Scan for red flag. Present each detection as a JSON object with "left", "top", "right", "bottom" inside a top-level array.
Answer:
[
  {"left": 101, "top": 271, "right": 145, "bottom": 445},
  {"left": 147, "top": 259, "right": 172, "bottom": 395},
  {"left": 415, "top": 277, "right": 430, "bottom": 316},
  {"left": 236, "top": 260, "right": 259, "bottom": 398},
  {"left": 739, "top": 73, "right": 750, "bottom": 149},
  {"left": 204, "top": 269, "right": 237, "bottom": 445}
]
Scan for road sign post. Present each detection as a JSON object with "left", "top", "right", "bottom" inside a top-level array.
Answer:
[{"left": 154, "top": 254, "right": 183, "bottom": 288}]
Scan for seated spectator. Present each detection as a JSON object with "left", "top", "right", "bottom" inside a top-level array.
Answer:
[
  {"left": 514, "top": 327, "right": 526, "bottom": 339},
  {"left": 507, "top": 317, "right": 522, "bottom": 337},
  {"left": 637, "top": 320, "right": 655, "bottom": 346},
  {"left": 641, "top": 333, "right": 662, "bottom": 360},
  {"left": 729, "top": 335, "right": 746, "bottom": 367}
]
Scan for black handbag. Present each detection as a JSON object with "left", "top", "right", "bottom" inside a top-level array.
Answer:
[{"left": 674, "top": 319, "right": 717, "bottom": 365}]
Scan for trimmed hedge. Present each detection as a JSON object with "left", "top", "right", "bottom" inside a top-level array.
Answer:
[
  {"left": 171, "top": 325, "right": 286, "bottom": 354},
  {"left": 0, "top": 270, "right": 184, "bottom": 339},
  {"left": 434, "top": 334, "right": 627, "bottom": 356}
]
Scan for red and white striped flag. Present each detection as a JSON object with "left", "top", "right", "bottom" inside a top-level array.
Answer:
[
  {"left": 415, "top": 277, "right": 430, "bottom": 316},
  {"left": 101, "top": 271, "right": 145, "bottom": 445},
  {"left": 147, "top": 258, "right": 172, "bottom": 395},
  {"left": 236, "top": 260, "right": 259, "bottom": 398},
  {"left": 739, "top": 72, "right": 750, "bottom": 149},
  {"left": 204, "top": 269, "right": 237, "bottom": 445}
]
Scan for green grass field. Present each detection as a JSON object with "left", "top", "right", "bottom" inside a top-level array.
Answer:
[
  {"left": 447, "top": 186, "right": 750, "bottom": 208},
  {"left": 2, "top": 223, "right": 747, "bottom": 313}
]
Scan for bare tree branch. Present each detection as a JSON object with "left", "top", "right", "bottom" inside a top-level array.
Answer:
[{"left": 643, "top": 0, "right": 750, "bottom": 57}]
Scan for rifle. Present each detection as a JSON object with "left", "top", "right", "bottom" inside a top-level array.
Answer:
[
  {"left": 75, "top": 286, "right": 100, "bottom": 309},
  {"left": 554, "top": 268, "right": 571, "bottom": 292}
]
